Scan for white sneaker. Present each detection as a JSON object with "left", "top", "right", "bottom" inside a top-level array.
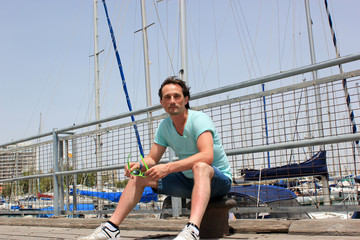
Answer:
[
  {"left": 79, "top": 223, "right": 120, "bottom": 240},
  {"left": 174, "top": 223, "right": 200, "bottom": 240}
]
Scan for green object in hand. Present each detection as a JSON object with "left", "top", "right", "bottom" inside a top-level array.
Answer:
[{"left": 127, "top": 153, "right": 148, "bottom": 177}]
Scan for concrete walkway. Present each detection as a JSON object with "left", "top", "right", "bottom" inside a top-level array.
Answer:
[{"left": 0, "top": 217, "right": 359, "bottom": 240}]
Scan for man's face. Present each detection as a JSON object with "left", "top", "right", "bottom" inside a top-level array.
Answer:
[{"left": 160, "top": 83, "right": 188, "bottom": 116}]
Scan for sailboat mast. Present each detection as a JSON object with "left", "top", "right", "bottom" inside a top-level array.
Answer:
[
  {"left": 304, "top": 0, "right": 325, "bottom": 142},
  {"left": 140, "top": 0, "right": 152, "bottom": 108},
  {"left": 304, "top": 0, "right": 330, "bottom": 206},
  {"left": 93, "top": 0, "right": 103, "bottom": 212},
  {"left": 140, "top": 0, "right": 154, "bottom": 143},
  {"left": 179, "top": 0, "right": 188, "bottom": 82},
  {"left": 94, "top": 0, "right": 101, "bottom": 125}
]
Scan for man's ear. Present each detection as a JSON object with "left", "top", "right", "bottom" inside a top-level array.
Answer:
[{"left": 184, "top": 96, "right": 189, "bottom": 105}]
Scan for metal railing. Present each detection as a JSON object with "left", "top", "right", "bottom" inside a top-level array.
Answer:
[{"left": 1, "top": 53, "right": 360, "bottom": 218}]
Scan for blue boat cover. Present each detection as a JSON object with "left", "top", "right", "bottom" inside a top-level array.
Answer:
[
  {"left": 352, "top": 211, "right": 360, "bottom": 219},
  {"left": 228, "top": 185, "right": 297, "bottom": 203},
  {"left": 40, "top": 203, "right": 95, "bottom": 212},
  {"left": 70, "top": 186, "right": 158, "bottom": 203},
  {"left": 241, "top": 151, "right": 328, "bottom": 181}
]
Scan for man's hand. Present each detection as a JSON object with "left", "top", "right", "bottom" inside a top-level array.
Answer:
[
  {"left": 145, "top": 164, "right": 170, "bottom": 181},
  {"left": 125, "top": 162, "right": 141, "bottom": 179}
]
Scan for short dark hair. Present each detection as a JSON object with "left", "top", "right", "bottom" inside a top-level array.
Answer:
[{"left": 158, "top": 76, "right": 190, "bottom": 109}]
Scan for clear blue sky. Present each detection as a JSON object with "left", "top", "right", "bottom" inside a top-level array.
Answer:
[{"left": 1, "top": 0, "right": 359, "bottom": 144}]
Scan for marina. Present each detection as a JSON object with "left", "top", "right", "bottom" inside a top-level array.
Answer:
[{"left": 0, "top": 1, "right": 360, "bottom": 237}]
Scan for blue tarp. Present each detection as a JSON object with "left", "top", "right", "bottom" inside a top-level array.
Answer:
[
  {"left": 242, "top": 151, "right": 328, "bottom": 181},
  {"left": 228, "top": 185, "right": 297, "bottom": 203},
  {"left": 70, "top": 186, "right": 158, "bottom": 203},
  {"left": 39, "top": 204, "right": 95, "bottom": 218},
  {"left": 40, "top": 204, "right": 95, "bottom": 212}
]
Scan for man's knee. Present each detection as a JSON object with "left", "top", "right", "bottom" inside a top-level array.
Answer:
[
  {"left": 192, "top": 162, "right": 214, "bottom": 178},
  {"left": 128, "top": 176, "right": 158, "bottom": 189},
  {"left": 128, "top": 175, "right": 146, "bottom": 186}
]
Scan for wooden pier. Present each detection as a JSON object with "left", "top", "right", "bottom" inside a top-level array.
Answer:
[{"left": 0, "top": 217, "right": 359, "bottom": 239}]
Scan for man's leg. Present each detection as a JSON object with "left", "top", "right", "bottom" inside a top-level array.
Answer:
[
  {"left": 188, "top": 162, "right": 214, "bottom": 227},
  {"left": 109, "top": 176, "right": 158, "bottom": 225},
  {"left": 79, "top": 177, "right": 159, "bottom": 240}
]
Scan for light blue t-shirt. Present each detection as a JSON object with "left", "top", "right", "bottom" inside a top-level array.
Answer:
[{"left": 154, "top": 110, "right": 232, "bottom": 180}]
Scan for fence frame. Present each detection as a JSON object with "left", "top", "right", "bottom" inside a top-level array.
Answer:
[{"left": 1, "top": 53, "right": 360, "bottom": 217}]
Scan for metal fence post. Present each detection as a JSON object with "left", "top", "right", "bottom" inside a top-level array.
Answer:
[
  {"left": 170, "top": 149, "right": 182, "bottom": 217},
  {"left": 65, "top": 140, "right": 70, "bottom": 214},
  {"left": 52, "top": 130, "right": 60, "bottom": 216},
  {"left": 59, "top": 140, "right": 65, "bottom": 212},
  {"left": 72, "top": 138, "right": 78, "bottom": 213},
  {"left": 15, "top": 152, "right": 19, "bottom": 200}
]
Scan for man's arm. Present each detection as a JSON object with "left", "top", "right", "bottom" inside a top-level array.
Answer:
[
  {"left": 145, "top": 131, "right": 214, "bottom": 181},
  {"left": 145, "top": 142, "right": 167, "bottom": 167}
]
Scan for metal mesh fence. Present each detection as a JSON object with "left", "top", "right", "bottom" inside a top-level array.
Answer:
[{"left": 0, "top": 69, "right": 359, "bottom": 219}]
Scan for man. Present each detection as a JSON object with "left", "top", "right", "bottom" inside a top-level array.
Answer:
[{"left": 80, "top": 76, "right": 232, "bottom": 240}]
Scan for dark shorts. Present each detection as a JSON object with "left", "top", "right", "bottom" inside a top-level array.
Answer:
[{"left": 156, "top": 166, "right": 232, "bottom": 199}]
